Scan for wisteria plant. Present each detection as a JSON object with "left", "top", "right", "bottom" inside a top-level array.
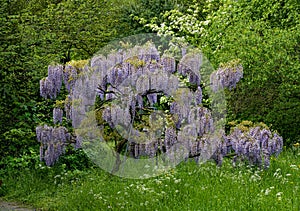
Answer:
[{"left": 36, "top": 39, "right": 283, "bottom": 172}]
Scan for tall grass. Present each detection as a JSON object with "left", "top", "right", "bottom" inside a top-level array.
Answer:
[{"left": 1, "top": 148, "right": 299, "bottom": 210}]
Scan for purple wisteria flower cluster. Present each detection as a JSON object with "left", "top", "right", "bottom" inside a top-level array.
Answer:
[
  {"left": 63, "top": 65, "right": 78, "bottom": 92},
  {"left": 40, "top": 65, "right": 64, "bottom": 99},
  {"left": 228, "top": 124, "right": 283, "bottom": 168},
  {"left": 40, "top": 60, "right": 90, "bottom": 99},
  {"left": 36, "top": 125, "right": 71, "bottom": 166},
  {"left": 37, "top": 62, "right": 89, "bottom": 165},
  {"left": 89, "top": 45, "right": 215, "bottom": 161},
  {"left": 53, "top": 107, "right": 63, "bottom": 124},
  {"left": 210, "top": 60, "right": 243, "bottom": 92}
]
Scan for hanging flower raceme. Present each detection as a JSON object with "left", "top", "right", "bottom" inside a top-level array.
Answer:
[
  {"left": 161, "top": 57, "right": 176, "bottom": 74},
  {"left": 39, "top": 64, "right": 84, "bottom": 100},
  {"left": 40, "top": 65, "right": 64, "bottom": 99},
  {"left": 227, "top": 122, "right": 283, "bottom": 168},
  {"left": 36, "top": 125, "right": 71, "bottom": 166},
  {"left": 210, "top": 59, "right": 243, "bottom": 92},
  {"left": 63, "top": 65, "right": 78, "bottom": 93},
  {"left": 53, "top": 107, "right": 63, "bottom": 124}
]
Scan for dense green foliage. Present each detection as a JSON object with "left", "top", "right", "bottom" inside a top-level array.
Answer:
[
  {"left": 0, "top": 0, "right": 136, "bottom": 159},
  {"left": 0, "top": 0, "right": 43, "bottom": 158}
]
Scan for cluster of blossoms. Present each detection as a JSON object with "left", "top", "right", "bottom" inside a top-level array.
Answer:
[
  {"left": 40, "top": 65, "right": 63, "bottom": 99},
  {"left": 141, "top": 2, "right": 211, "bottom": 38},
  {"left": 53, "top": 107, "right": 63, "bottom": 124},
  {"left": 101, "top": 49, "right": 243, "bottom": 168},
  {"left": 210, "top": 60, "right": 243, "bottom": 92},
  {"left": 92, "top": 45, "right": 217, "bottom": 161},
  {"left": 63, "top": 65, "right": 78, "bottom": 92},
  {"left": 38, "top": 62, "right": 89, "bottom": 165},
  {"left": 64, "top": 95, "right": 72, "bottom": 120},
  {"left": 228, "top": 124, "right": 283, "bottom": 168},
  {"left": 36, "top": 125, "right": 71, "bottom": 166},
  {"left": 39, "top": 61, "right": 88, "bottom": 100}
]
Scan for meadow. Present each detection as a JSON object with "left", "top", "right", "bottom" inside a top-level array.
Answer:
[{"left": 1, "top": 147, "right": 299, "bottom": 211}]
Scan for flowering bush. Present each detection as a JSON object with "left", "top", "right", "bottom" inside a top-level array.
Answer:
[{"left": 36, "top": 40, "right": 282, "bottom": 170}]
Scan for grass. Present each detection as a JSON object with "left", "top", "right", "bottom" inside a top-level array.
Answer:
[{"left": 1, "top": 148, "right": 299, "bottom": 210}]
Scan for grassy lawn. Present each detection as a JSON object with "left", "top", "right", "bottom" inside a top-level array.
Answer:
[{"left": 1, "top": 148, "right": 299, "bottom": 211}]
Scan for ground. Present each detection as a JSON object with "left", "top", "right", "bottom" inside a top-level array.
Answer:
[{"left": 0, "top": 199, "right": 35, "bottom": 211}]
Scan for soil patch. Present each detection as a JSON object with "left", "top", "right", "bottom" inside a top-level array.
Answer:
[{"left": 0, "top": 199, "right": 35, "bottom": 211}]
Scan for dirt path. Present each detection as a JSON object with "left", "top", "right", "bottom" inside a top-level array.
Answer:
[{"left": 0, "top": 199, "right": 35, "bottom": 211}]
